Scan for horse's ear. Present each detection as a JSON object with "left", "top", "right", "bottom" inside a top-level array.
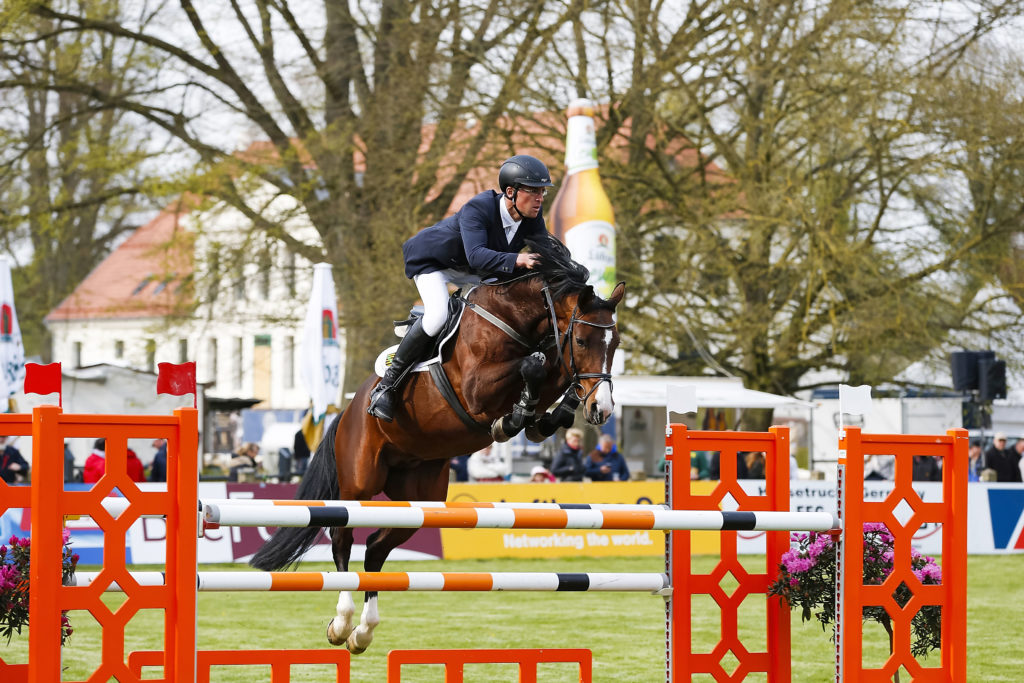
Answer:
[
  {"left": 577, "top": 285, "right": 596, "bottom": 311},
  {"left": 608, "top": 282, "right": 625, "bottom": 307}
]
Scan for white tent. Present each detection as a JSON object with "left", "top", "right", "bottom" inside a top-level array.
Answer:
[
  {"left": 612, "top": 375, "right": 811, "bottom": 477},
  {"left": 613, "top": 375, "right": 811, "bottom": 410}
]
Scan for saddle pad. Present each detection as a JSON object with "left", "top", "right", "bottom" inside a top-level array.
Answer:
[{"left": 372, "top": 291, "right": 472, "bottom": 378}]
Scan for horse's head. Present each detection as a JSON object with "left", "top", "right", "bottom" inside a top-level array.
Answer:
[
  {"left": 526, "top": 235, "right": 625, "bottom": 425},
  {"left": 559, "top": 282, "right": 625, "bottom": 424}
]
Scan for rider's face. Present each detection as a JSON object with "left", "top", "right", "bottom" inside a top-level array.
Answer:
[{"left": 508, "top": 186, "right": 545, "bottom": 219}]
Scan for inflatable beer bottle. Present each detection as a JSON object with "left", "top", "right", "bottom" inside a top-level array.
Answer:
[{"left": 548, "top": 98, "right": 616, "bottom": 298}]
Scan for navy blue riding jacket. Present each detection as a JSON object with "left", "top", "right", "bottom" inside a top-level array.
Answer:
[{"left": 403, "top": 190, "right": 547, "bottom": 279}]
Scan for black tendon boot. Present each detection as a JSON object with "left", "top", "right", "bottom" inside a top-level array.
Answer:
[{"left": 367, "top": 319, "right": 434, "bottom": 422}]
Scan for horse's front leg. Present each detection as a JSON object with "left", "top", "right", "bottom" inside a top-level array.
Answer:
[
  {"left": 525, "top": 386, "right": 581, "bottom": 442},
  {"left": 491, "top": 352, "right": 547, "bottom": 442},
  {"left": 326, "top": 527, "right": 356, "bottom": 646}
]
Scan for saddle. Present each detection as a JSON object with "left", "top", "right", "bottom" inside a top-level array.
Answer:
[{"left": 373, "top": 290, "right": 470, "bottom": 378}]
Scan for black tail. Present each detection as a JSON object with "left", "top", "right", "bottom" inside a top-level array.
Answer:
[{"left": 249, "top": 413, "right": 343, "bottom": 571}]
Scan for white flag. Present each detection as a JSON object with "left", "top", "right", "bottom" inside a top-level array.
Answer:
[
  {"left": 300, "top": 263, "right": 341, "bottom": 420},
  {"left": 839, "top": 384, "right": 873, "bottom": 416},
  {"left": 666, "top": 384, "right": 698, "bottom": 419},
  {"left": 0, "top": 257, "right": 25, "bottom": 398}
]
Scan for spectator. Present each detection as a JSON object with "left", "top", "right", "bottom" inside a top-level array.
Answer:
[
  {"left": 864, "top": 454, "right": 895, "bottom": 481},
  {"left": 83, "top": 438, "right": 107, "bottom": 483},
  {"left": 690, "top": 452, "right": 711, "bottom": 480},
  {"left": 292, "top": 428, "right": 311, "bottom": 478},
  {"left": 968, "top": 440, "right": 982, "bottom": 483},
  {"left": 149, "top": 438, "right": 167, "bottom": 483},
  {"left": 551, "top": 428, "right": 585, "bottom": 481},
  {"left": 125, "top": 448, "right": 146, "bottom": 482},
  {"left": 228, "top": 442, "right": 260, "bottom": 482},
  {"left": 911, "top": 455, "right": 941, "bottom": 482},
  {"left": 467, "top": 445, "right": 509, "bottom": 482},
  {"left": 83, "top": 438, "right": 146, "bottom": 483},
  {"left": 0, "top": 436, "right": 28, "bottom": 484},
  {"left": 983, "top": 433, "right": 1008, "bottom": 472},
  {"left": 743, "top": 452, "right": 766, "bottom": 479},
  {"left": 585, "top": 435, "right": 629, "bottom": 482},
  {"left": 450, "top": 453, "right": 470, "bottom": 482},
  {"left": 530, "top": 465, "right": 556, "bottom": 483},
  {"left": 986, "top": 434, "right": 1022, "bottom": 483},
  {"left": 63, "top": 442, "right": 76, "bottom": 483}
]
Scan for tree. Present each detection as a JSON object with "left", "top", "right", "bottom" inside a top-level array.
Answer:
[
  {"left": 0, "top": 0, "right": 170, "bottom": 358},
  {"left": 535, "top": 0, "right": 1024, "bottom": 407},
  {"left": 19, "top": 0, "right": 580, "bottom": 394}
]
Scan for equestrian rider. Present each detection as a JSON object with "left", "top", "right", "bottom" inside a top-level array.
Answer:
[{"left": 367, "top": 154, "right": 554, "bottom": 422}]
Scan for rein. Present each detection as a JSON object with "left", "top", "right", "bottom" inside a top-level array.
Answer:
[{"left": 463, "top": 277, "right": 615, "bottom": 400}]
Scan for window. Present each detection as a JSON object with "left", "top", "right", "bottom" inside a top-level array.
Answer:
[
  {"left": 233, "top": 337, "right": 244, "bottom": 389},
  {"left": 284, "top": 250, "right": 296, "bottom": 297},
  {"left": 257, "top": 249, "right": 272, "bottom": 300},
  {"left": 178, "top": 338, "right": 188, "bottom": 363},
  {"left": 153, "top": 273, "right": 176, "bottom": 295},
  {"left": 207, "top": 338, "right": 218, "bottom": 385},
  {"left": 233, "top": 266, "right": 246, "bottom": 302},
  {"left": 131, "top": 275, "right": 154, "bottom": 295},
  {"left": 114, "top": 340, "right": 124, "bottom": 359},
  {"left": 145, "top": 339, "right": 156, "bottom": 373},
  {"left": 73, "top": 342, "right": 82, "bottom": 369},
  {"left": 284, "top": 335, "right": 295, "bottom": 389}
]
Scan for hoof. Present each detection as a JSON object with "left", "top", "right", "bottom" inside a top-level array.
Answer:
[
  {"left": 326, "top": 619, "right": 349, "bottom": 646},
  {"left": 346, "top": 631, "right": 371, "bottom": 655}
]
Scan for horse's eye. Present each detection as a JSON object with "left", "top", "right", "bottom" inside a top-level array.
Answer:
[{"left": 575, "top": 337, "right": 586, "bottom": 348}]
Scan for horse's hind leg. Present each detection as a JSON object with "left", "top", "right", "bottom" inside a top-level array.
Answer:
[
  {"left": 326, "top": 527, "right": 356, "bottom": 646},
  {"left": 346, "top": 459, "right": 450, "bottom": 654}
]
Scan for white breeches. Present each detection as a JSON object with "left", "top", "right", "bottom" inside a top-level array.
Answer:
[{"left": 413, "top": 269, "right": 480, "bottom": 337}]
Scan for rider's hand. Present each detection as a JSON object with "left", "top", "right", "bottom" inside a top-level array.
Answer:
[{"left": 516, "top": 252, "right": 540, "bottom": 269}]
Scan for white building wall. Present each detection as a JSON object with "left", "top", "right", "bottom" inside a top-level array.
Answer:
[{"left": 48, "top": 184, "right": 343, "bottom": 411}]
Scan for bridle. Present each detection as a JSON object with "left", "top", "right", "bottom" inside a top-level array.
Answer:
[
  {"left": 541, "top": 286, "right": 615, "bottom": 401},
  {"left": 461, "top": 278, "right": 616, "bottom": 401}
]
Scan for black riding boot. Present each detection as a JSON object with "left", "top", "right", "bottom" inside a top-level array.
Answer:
[{"left": 367, "top": 319, "right": 434, "bottom": 422}]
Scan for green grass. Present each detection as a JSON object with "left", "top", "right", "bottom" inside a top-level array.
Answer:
[{"left": 3, "top": 555, "right": 1022, "bottom": 681}]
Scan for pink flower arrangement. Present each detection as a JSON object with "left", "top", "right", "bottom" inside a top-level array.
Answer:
[
  {"left": 0, "top": 531, "right": 78, "bottom": 645},
  {"left": 769, "top": 523, "right": 942, "bottom": 659}
]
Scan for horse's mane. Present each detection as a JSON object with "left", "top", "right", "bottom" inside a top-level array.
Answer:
[{"left": 523, "top": 234, "right": 590, "bottom": 300}]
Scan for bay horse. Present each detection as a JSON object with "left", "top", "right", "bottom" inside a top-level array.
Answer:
[{"left": 251, "top": 234, "right": 624, "bottom": 653}]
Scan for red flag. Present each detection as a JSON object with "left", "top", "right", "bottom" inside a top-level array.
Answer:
[
  {"left": 157, "top": 362, "right": 196, "bottom": 397},
  {"left": 24, "top": 362, "right": 61, "bottom": 395}
]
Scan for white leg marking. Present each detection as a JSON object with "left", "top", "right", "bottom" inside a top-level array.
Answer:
[
  {"left": 327, "top": 590, "right": 355, "bottom": 645},
  {"left": 347, "top": 595, "right": 380, "bottom": 654}
]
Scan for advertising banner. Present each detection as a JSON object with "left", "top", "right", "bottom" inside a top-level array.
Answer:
[
  {"left": 443, "top": 481, "right": 677, "bottom": 559},
  {"left": 4, "top": 481, "right": 1022, "bottom": 564}
]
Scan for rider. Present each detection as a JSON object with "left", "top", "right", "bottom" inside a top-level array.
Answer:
[{"left": 367, "top": 154, "right": 554, "bottom": 422}]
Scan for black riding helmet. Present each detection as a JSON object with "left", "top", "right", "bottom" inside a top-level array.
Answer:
[{"left": 498, "top": 155, "right": 553, "bottom": 218}]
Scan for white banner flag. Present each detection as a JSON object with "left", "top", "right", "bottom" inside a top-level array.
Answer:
[
  {"left": 300, "top": 263, "right": 341, "bottom": 420},
  {"left": 838, "top": 383, "right": 873, "bottom": 417},
  {"left": 666, "top": 384, "right": 698, "bottom": 418},
  {"left": 0, "top": 257, "right": 25, "bottom": 398}
]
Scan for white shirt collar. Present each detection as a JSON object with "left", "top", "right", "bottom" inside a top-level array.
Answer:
[{"left": 498, "top": 195, "right": 522, "bottom": 242}]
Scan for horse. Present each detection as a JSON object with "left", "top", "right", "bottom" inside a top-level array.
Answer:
[{"left": 250, "top": 234, "right": 625, "bottom": 654}]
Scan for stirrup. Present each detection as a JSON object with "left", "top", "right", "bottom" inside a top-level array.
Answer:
[{"left": 367, "top": 383, "right": 395, "bottom": 421}]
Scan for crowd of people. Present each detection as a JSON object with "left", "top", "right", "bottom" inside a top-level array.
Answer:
[
  {"left": 0, "top": 435, "right": 172, "bottom": 485},
  {"left": 6, "top": 428, "right": 1024, "bottom": 487},
  {"left": 449, "top": 429, "right": 634, "bottom": 484}
]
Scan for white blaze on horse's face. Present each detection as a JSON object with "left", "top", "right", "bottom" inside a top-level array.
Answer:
[
  {"left": 579, "top": 323, "right": 618, "bottom": 425},
  {"left": 590, "top": 328, "right": 616, "bottom": 422}
]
